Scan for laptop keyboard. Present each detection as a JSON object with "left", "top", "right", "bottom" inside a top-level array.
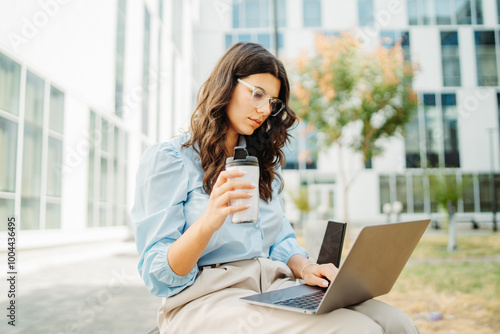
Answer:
[{"left": 273, "top": 290, "right": 325, "bottom": 310}]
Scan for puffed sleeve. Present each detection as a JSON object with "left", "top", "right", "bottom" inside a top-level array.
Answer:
[
  {"left": 269, "top": 172, "right": 309, "bottom": 264},
  {"left": 131, "top": 142, "right": 199, "bottom": 297}
]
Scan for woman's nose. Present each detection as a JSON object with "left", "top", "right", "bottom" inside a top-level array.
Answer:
[{"left": 256, "top": 103, "right": 271, "bottom": 115}]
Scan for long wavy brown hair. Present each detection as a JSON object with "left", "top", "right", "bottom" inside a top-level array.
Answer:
[{"left": 183, "top": 42, "right": 297, "bottom": 202}]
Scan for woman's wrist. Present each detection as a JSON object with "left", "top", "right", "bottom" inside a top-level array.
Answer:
[{"left": 300, "top": 262, "right": 318, "bottom": 280}]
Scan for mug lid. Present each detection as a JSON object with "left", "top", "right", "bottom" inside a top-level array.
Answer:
[{"left": 225, "top": 146, "right": 258, "bottom": 166}]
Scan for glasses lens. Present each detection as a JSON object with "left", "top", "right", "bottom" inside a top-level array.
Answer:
[
  {"left": 270, "top": 100, "right": 285, "bottom": 116},
  {"left": 251, "top": 88, "right": 267, "bottom": 108}
]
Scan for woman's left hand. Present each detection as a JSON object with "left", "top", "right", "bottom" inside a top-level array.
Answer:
[{"left": 301, "top": 263, "right": 338, "bottom": 288}]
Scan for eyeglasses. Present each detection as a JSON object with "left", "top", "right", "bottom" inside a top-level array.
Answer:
[{"left": 237, "top": 78, "right": 285, "bottom": 117}]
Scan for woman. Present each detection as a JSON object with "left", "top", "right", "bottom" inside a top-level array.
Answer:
[{"left": 132, "top": 42, "right": 419, "bottom": 333}]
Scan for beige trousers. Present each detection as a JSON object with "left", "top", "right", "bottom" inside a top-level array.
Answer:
[{"left": 158, "top": 258, "right": 419, "bottom": 334}]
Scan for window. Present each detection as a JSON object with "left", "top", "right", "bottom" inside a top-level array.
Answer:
[
  {"left": 21, "top": 71, "right": 44, "bottom": 230},
  {"left": 232, "top": 0, "right": 286, "bottom": 29},
  {"left": 87, "top": 111, "right": 130, "bottom": 228},
  {"left": 380, "top": 31, "right": 411, "bottom": 61},
  {"left": 422, "top": 0, "right": 434, "bottom": 24},
  {"left": 408, "top": 0, "right": 419, "bottom": 25},
  {"left": 378, "top": 175, "right": 411, "bottom": 214},
  {"left": 409, "top": 0, "right": 483, "bottom": 25},
  {"left": 412, "top": 174, "right": 425, "bottom": 213},
  {"left": 115, "top": 0, "right": 127, "bottom": 118},
  {"left": 0, "top": 52, "right": 21, "bottom": 115},
  {"left": 1, "top": 55, "right": 65, "bottom": 230},
  {"left": 407, "top": 0, "right": 433, "bottom": 25},
  {"left": 475, "top": 31, "right": 498, "bottom": 86},
  {"left": 0, "top": 117, "right": 17, "bottom": 193},
  {"left": 475, "top": 0, "right": 483, "bottom": 24},
  {"left": 230, "top": 0, "right": 286, "bottom": 52},
  {"left": 0, "top": 199, "right": 15, "bottom": 231},
  {"left": 379, "top": 175, "right": 390, "bottom": 213},
  {"left": 358, "top": 0, "right": 374, "bottom": 26},
  {"left": 142, "top": 7, "right": 151, "bottom": 135},
  {"left": 478, "top": 173, "right": 500, "bottom": 212},
  {"left": 441, "top": 31, "right": 461, "bottom": 87},
  {"left": 46, "top": 85, "right": 65, "bottom": 227},
  {"left": 49, "top": 87, "right": 64, "bottom": 133},
  {"left": 382, "top": 172, "right": 500, "bottom": 215},
  {"left": 498, "top": 0, "right": 500, "bottom": 24},
  {"left": 442, "top": 94, "right": 460, "bottom": 167},
  {"left": 479, "top": 174, "right": 491, "bottom": 212},
  {"left": 435, "top": 0, "right": 452, "bottom": 24},
  {"left": 406, "top": 93, "right": 459, "bottom": 169},
  {"left": 157, "top": 0, "right": 164, "bottom": 142},
  {"left": 424, "top": 94, "right": 440, "bottom": 168},
  {"left": 405, "top": 106, "right": 421, "bottom": 168},
  {"left": 396, "top": 175, "right": 408, "bottom": 212},
  {"left": 283, "top": 122, "right": 317, "bottom": 170},
  {"left": 456, "top": 0, "right": 483, "bottom": 24},
  {"left": 462, "top": 174, "right": 475, "bottom": 212},
  {"left": 303, "top": 0, "right": 321, "bottom": 27},
  {"left": 173, "top": 0, "right": 183, "bottom": 52},
  {"left": 226, "top": 32, "right": 284, "bottom": 52}
]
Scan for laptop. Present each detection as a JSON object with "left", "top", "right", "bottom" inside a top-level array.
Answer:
[{"left": 240, "top": 219, "right": 430, "bottom": 315}]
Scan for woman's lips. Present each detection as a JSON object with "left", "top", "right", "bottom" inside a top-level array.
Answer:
[{"left": 249, "top": 118, "right": 262, "bottom": 126}]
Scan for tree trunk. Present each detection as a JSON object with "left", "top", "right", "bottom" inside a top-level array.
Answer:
[
  {"left": 343, "top": 184, "right": 349, "bottom": 224},
  {"left": 337, "top": 144, "right": 350, "bottom": 223},
  {"left": 447, "top": 200, "right": 457, "bottom": 252}
]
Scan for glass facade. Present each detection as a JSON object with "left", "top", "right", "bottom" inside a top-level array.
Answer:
[
  {"left": 0, "top": 58, "right": 66, "bottom": 230},
  {"left": 379, "top": 172, "right": 499, "bottom": 215},
  {"left": 408, "top": 0, "right": 483, "bottom": 25}
]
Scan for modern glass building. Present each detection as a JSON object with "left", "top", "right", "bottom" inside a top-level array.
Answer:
[
  {"left": 194, "top": 0, "right": 500, "bottom": 226},
  {"left": 2, "top": 0, "right": 500, "bottom": 245},
  {"left": 0, "top": 0, "right": 194, "bottom": 246}
]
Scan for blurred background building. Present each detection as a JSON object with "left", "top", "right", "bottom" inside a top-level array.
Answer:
[{"left": 1, "top": 0, "right": 499, "bottom": 248}]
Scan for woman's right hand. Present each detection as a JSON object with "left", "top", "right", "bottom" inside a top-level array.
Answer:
[{"left": 201, "top": 170, "right": 256, "bottom": 232}]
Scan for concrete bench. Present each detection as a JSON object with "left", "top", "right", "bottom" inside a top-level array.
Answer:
[{"left": 146, "top": 326, "right": 159, "bottom": 334}]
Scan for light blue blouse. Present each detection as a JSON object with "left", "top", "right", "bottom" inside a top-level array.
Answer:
[{"left": 131, "top": 134, "right": 308, "bottom": 297}]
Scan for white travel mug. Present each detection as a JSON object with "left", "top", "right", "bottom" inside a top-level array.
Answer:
[{"left": 225, "top": 146, "right": 260, "bottom": 223}]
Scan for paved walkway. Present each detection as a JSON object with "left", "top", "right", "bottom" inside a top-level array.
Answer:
[{"left": 0, "top": 241, "right": 161, "bottom": 334}]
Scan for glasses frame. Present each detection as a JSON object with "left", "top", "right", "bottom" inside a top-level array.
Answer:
[{"left": 237, "top": 78, "right": 285, "bottom": 117}]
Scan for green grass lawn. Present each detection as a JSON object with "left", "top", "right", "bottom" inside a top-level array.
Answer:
[
  {"left": 382, "top": 231, "right": 500, "bottom": 333},
  {"left": 397, "top": 232, "right": 500, "bottom": 299},
  {"left": 411, "top": 232, "right": 500, "bottom": 259}
]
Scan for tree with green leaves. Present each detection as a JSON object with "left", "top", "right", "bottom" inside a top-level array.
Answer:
[{"left": 290, "top": 33, "right": 418, "bottom": 223}]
